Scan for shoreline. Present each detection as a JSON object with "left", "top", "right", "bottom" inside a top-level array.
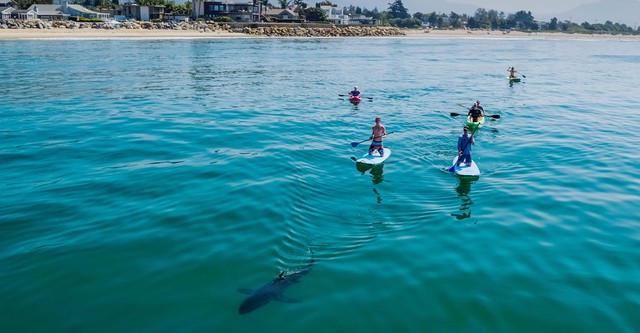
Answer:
[{"left": 1, "top": 27, "right": 639, "bottom": 41}]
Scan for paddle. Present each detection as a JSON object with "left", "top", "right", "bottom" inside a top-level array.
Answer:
[
  {"left": 449, "top": 126, "right": 478, "bottom": 172},
  {"left": 350, "top": 131, "right": 394, "bottom": 148},
  {"left": 450, "top": 112, "right": 500, "bottom": 119},
  {"left": 338, "top": 94, "right": 373, "bottom": 100},
  {"left": 508, "top": 67, "right": 526, "bottom": 79}
]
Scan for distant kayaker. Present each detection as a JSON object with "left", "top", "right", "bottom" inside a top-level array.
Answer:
[
  {"left": 468, "top": 104, "right": 483, "bottom": 122},
  {"left": 369, "top": 117, "right": 387, "bottom": 157},
  {"left": 350, "top": 86, "right": 361, "bottom": 97},
  {"left": 508, "top": 67, "right": 518, "bottom": 78},
  {"left": 457, "top": 126, "right": 475, "bottom": 167}
]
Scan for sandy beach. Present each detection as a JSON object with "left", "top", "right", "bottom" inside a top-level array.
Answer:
[
  {"left": 0, "top": 27, "right": 638, "bottom": 40},
  {"left": 0, "top": 28, "right": 248, "bottom": 39}
]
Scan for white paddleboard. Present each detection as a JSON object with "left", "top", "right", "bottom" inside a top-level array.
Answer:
[
  {"left": 357, "top": 148, "right": 392, "bottom": 165},
  {"left": 452, "top": 156, "right": 480, "bottom": 176}
]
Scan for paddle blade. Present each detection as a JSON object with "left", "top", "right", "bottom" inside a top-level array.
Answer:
[
  {"left": 489, "top": 115, "right": 501, "bottom": 119},
  {"left": 338, "top": 94, "right": 346, "bottom": 97},
  {"left": 450, "top": 112, "right": 461, "bottom": 117},
  {"left": 521, "top": 74, "right": 526, "bottom": 78},
  {"left": 448, "top": 165, "right": 455, "bottom": 172},
  {"left": 351, "top": 142, "right": 360, "bottom": 148}
]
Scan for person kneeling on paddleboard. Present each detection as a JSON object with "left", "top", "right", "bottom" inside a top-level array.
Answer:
[
  {"left": 457, "top": 126, "right": 475, "bottom": 167},
  {"left": 369, "top": 117, "right": 387, "bottom": 157}
]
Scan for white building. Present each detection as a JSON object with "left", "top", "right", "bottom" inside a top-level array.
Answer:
[{"left": 319, "top": 5, "right": 349, "bottom": 25}]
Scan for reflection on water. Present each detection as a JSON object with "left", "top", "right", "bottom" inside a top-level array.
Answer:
[
  {"left": 356, "top": 162, "right": 385, "bottom": 185},
  {"left": 451, "top": 177, "right": 477, "bottom": 221}
]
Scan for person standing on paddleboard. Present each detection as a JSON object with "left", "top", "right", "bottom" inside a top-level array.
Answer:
[
  {"left": 368, "top": 117, "right": 387, "bottom": 157},
  {"left": 457, "top": 126, "right": 475, "bottom": 167},
  {"left": 508, "top": 66, "right": 518, "bottom": 79}
]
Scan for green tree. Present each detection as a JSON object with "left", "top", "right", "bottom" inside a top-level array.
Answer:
[
  {"left": 387, "top": 0, "right": 409, "bottom": 19},
  {"left": 136, "top": 0, "right": 166, "bottom": 5},
  {"left": 259, "top": 0, "right": 273, "bottom": 7},
  {"left": 425, "top": 11, "right": 437, "bottom": 27},
  {"left": 449, "top": 12, "right": 462, "bottom": 28},
  {"left": 513, "top": 10, "right": 535, "bottom": 30},
  {"left": 278, "top": 0, "right": 290, "bottom": 9},
  {"left": 304, "top": 6, "right": 326, "bottom": 21},
  {"left": 362, "top": 7, "right": 380, "bottom": 19},
  {"left": 16, "top": 0, "right": 52, "bottom": 9},
  {"left": 548, "top": 17, "right": 558, "bottom": 30}
]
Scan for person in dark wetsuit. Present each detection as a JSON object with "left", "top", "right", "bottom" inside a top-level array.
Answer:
[{"left": 468, "top": 104, "right": 483, "bottom": 122}]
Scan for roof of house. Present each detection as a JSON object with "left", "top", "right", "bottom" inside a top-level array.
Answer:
[
  {"left": 264, "top": 8, "right": 296, "bottom": 17},
  {"left": 0, "top": 0, "right": 16, "bottom": 5},
  {"left": 67, "top": 4, "right": 100, "bottom": 15},
  {"left": 26, "top": 4, "right": 67, "bottom": 16}
]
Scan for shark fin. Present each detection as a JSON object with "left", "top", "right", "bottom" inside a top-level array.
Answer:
[{"left": 276, "top": 295, "right": 301, "bottom": 304}]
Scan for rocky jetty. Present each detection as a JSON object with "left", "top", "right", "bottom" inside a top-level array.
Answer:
[
  {"left": 0, "top": 19, "right": 405, "bottom": 37},
  {"left": 0, "top": 19, "right": 231, "bottom": 32},
  {"left": 238, "top": 25, "right": 405, "bottom": 37}
]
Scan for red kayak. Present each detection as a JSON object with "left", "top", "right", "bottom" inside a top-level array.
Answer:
[{"left": 349, "top": 95, "right": 362, "bottom": 104}]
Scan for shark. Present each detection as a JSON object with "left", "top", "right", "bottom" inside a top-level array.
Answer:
[{"left": 238, "top": 249, "right": 315, "bottom": 315}]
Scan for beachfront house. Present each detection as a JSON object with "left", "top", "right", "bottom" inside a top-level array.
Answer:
[
  {"left": 24, "top": 3, "right": 109, "bottom": 20},
  {"left": 348, "top": 15, "right": 379, "bottom": 26},
  {"left": 2, "top": 7, "right": 15, "bottom": 20},
  {"left": 1, "top": 0, "right": 17, "bottom": 20},
  {"left": 10, "top": 9, "right": 36, "bottom": 20},
  {"left": 192, "top": 0, "right": 258, "bottom": 22},
  {"left": 26, "top": 4, "right": 68, "bottom": 20},
  {"left": 0, "top": 0, "right": 16, "bottom": 9},
  {"left": 121, "top": 4, "right": 165, "bottom": 21},
  {"left": 262, "top": 8, "right": 301, "bottom": 22},
  {"left": 320, "top": 5, "right": 349, "bottom": 25}
]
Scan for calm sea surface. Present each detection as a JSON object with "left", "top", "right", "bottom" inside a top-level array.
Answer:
[{"left": 1, "top": 36, "right": 639, "bottom": 333}]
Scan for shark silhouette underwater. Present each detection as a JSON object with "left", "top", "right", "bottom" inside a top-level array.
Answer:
[{"left": 238, "top": 249, "right": 315, "bottom": 315}]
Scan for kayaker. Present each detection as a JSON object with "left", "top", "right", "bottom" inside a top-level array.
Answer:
[
  {"left": 368, "top": 117, "right": 387, "bottom": 157},
  {"left": 468, "top": 104, "right": 483, "bottom": 122},
  {"left": 475, "top": 100, "right": 484, "bottom": 114},
  {"left": 350, "top": 86, "right": 361, "bottom": 97},
  {"left": 508, "top": 67, "right": 518, "bottom": 79},
  {"left": 457, "top": 126, "right": 475, "bottom": 167}
]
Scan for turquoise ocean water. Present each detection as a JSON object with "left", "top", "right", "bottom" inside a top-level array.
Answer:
[{"left": 1, "top": 36, "right": 639, "bottom": 333}]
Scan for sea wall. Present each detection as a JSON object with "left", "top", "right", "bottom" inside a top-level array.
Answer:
[
  {"left": 0, "top": 19, "right": 230, "bottom": 32},
  {"left": 238, "top": 25, "right": 405, "bottom": 37},
  {"left": 0, "top": 19, "right": 405, "bottom": 37}
]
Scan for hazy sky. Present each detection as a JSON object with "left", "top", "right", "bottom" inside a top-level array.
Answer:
[
  {"left": 339, "top": 0, "right": 609, "bottom": 15},
  {"left": 452, "top": 0, "right": 600, "bottom": 13}
]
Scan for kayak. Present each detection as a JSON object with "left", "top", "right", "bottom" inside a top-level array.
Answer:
[
  {"left": 356, "top": 148, "right": 392, "bottom": 165},
  {"left": 466, "top": 115, "right": 485, "bottom": 130},
  {"left": 509, "top": 77, "right": 521, "bottom": 83},
  {"left": 451, "top": 156, "right": 480, "bottom": 177},
  {"left": 349, "top": 95, "right": 362, "bottom": 104}
]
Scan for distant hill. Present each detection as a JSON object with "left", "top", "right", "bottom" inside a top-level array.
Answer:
[{"left": 554, "top": 0, "right": 640, "bottom": 26}]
